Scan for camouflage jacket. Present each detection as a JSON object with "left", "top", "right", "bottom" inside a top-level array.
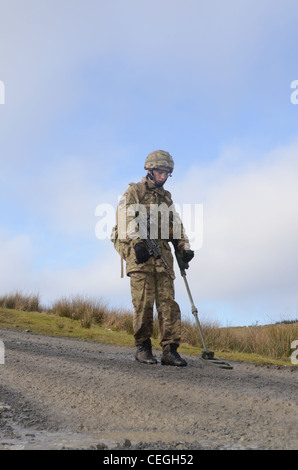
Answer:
[{"left": 115, "top": 177, "right": 190, "bottom": 279}]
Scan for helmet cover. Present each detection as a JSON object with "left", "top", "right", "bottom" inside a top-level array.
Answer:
[{"left": 144, "top": 150, "right": 174, "bottom": 171}]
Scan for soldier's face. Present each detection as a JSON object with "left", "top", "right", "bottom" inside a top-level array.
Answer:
[{"left": 151, "top": 167, "right": 171, "bottom": 185}]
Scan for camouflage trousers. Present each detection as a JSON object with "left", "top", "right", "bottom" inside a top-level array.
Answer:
[{"left": 129, "top": 271, "right": 181, "bottom": 347}]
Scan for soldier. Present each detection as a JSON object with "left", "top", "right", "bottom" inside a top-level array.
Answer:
[{"left": 113, "top": 150, "right": 194, "bottom": 366}]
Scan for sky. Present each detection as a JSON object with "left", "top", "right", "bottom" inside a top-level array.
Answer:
[{"left": 0, "top": 0, "right": 298, "bottom": 326}]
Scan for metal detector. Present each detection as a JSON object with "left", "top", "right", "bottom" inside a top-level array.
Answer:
[{"left": 177, "top": 254, "right": 233, "bottom": 369}]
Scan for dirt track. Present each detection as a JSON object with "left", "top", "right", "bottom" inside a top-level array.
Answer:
[{"left": 0, "top": 328, "right": 297, "bottom": 450}]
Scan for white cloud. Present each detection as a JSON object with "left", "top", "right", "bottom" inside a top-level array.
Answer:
[
  {"left": 171, "top": 141, "right": 298, "bottom": 324},
  {"left": 0, "top": 226, "right": 132, "bottom": 309},
  {"left": 0, "top": 231, "right": 35, "bottom": 291},
  {"left": 38, "top": 249, "right": 132, "bottom": 309}
]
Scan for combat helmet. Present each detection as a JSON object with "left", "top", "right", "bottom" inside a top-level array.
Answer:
[{"left": 144, "top": 150, "right": 174, "bottom": 172}]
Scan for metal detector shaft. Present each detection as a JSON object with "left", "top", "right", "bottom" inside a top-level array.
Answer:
[
  {"left": 179, "top": 268, "right": 233, "bottom": 370},
  {"left": 180, "top": 270, "right": 209, "bottom": 352}
]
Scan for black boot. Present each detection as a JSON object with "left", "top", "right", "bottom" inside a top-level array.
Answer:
[
  {"left": 161, "top": 343, "right": 187, "bottom": 367},
  {"left": 135, "top": 339, "right": 157, "bottom": 364}
]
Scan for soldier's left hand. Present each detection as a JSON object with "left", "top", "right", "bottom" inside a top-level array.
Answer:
[{"left": 182, "top": 249, "right": 194, "bottom": 264}]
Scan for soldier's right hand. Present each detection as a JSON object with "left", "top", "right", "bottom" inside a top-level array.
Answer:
[
  {"left": 182, "top": 249, "right": 194, "bottom": 264},
  {"left": 134, "top": 242, "right": 150, "bottom": 264}
]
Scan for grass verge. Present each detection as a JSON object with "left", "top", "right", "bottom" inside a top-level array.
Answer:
[{"left": 0, "top": 306, "right": 297, "bottom": 367}]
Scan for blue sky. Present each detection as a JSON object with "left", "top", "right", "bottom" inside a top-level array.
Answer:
[{"left": 1, "top": 0, "right": 298, "bottom": 326}]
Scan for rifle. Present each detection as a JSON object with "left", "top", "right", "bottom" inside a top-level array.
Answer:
[{"left": 136, "top": 212, "right": 170, "bottom": 269}]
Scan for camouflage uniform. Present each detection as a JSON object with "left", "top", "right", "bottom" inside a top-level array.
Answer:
[
  {"left": 130, "top": 271, "right": 181, "bottom": 347},
  {"left": 116, "top": 176, "right": 190, "bottom": 349}
]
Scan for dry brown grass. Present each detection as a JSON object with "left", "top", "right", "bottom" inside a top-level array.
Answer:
[
  {"left": 51, "top": 295, "right": 108, "bottom": 328},
  {"left": 1, "top": 291, "right": 297, "bottom": 361},
  {"left": 193, "top": 322, "right": 298, "bottom": 360},
  {"left": 50, "top": 295, "right": 298, "bottom": 360},
  {"left": 0, "top": 291, "right": 40, "bottom": 312}
]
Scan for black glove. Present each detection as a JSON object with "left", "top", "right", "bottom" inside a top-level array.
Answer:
[
  {"left": 134, "top": 242, "right": 150, "bottom": 264},
  {"left": 182, "top": 249, "right": 194, "bottom": 264},
  {"left": 175, "top": 249, "right": 194, "bottom": 270}
]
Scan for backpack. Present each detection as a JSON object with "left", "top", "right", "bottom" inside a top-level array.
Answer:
[{"left": 110, "top": 182, "right": 147, "bottom": 277}]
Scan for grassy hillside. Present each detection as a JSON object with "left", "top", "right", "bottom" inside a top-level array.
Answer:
[{"left": 0, "top": 292, "right": 297, "bottom": 367}]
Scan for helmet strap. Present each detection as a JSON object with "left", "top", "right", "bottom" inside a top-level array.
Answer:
[{"left": 146, "top": 170, "right": 166, "bottom": 187}]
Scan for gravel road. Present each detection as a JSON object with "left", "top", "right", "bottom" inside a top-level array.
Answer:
[{"left": 0, "top": 328, "right": 297, "bottom": 450}]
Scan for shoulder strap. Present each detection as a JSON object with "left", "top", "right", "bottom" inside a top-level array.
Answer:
[
  {"left": 128, "top": 181, "right": 147, "bottom": 204},
  {"left": 163, "top": 189, "right": 173, "bottom": 205}
]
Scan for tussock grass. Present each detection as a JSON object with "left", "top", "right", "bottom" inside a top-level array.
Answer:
[
  {"left": 0, "top": 291, "right": 40, "bottom": 312},
  {"left": 194, "top": 322, "right": 298, "bottom": 360},
  {"left": 51, "top": 295, "right": 107, "bottom": 328},
  {"left": 0, "top": 291, "right": 297, "bottom": 364}
]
